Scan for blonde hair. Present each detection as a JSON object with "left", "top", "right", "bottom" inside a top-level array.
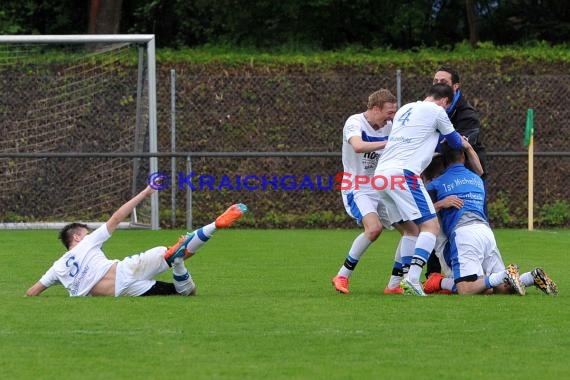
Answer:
[{"left": 367, "top": 89, "right": 397, "bottom": 109}]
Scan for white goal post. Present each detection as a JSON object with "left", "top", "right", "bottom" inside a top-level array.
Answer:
[{"left": 0, "top": 34, "right": 159, "bottom": 230}]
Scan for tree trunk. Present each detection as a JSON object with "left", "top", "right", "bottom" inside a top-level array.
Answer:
[
  {"left": 465, "top": 0, "right": 479, "bottom": 47},
  {"left": 88, "top": 0, "right": 123, "bottom": 34}
]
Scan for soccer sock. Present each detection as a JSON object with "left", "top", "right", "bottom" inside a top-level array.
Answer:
[
  {"left": 407, "top": 232, "right": 436, "bottom": 283},
  {"left": 441, "top": 277, "right": 455, "bottom": 291},
  {"left": 388, "top": 264, "right": 404, "bottom": 288},
  {"left": 399, "top": 235, "right": 417, "bottom": 276},
  {"left": 172, "top": 257, "right": 195, "bottom": 295},
  {"left": 487, "top": 271, "right": 507, "bottom": 288},
  {"left": 185, "top": 222, "right": 216, "bottom": 254},
  {"left": 520, "top": 271, "right": 534, "bottom": 287},
  {"left": 338, "top": 233, "right": 372, "bottom": 278},
  {"left": 387, "top": 238, "right": 404, "bottom": 288}
]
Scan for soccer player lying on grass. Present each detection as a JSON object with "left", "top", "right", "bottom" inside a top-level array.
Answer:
[
  {"left": 422, "top": 141, "right": 558, "bottom": 295},
  {"left": 26, "top": 181, "right": 247, "bottom": 297}
]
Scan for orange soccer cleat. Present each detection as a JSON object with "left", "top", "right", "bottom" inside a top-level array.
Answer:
[
  {"left": 164, "top": 232, "right": 194, "bottom": 265},
  {"left": 215, "top": 203, "right": 248, "bottom": 228},
  {"left": 423, "top": 272, "right": 444, "bottom": 294},
  {"left": 332, "top": 275, "right": 349, "bottom": 294},
  {"left": 383, "top": 286, "right": 404, "bottom": 295}
]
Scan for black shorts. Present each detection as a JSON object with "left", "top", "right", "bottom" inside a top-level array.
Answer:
[{"left": 140, "top": 281, "right": 178, "bottom": 296}]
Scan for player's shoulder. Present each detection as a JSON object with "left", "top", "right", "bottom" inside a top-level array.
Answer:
[{"left": 344, "top": 113, "right": 365, "bottom": 125}]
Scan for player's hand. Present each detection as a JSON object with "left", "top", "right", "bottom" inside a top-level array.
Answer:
[
  {"left": 461, "top": 135, "right": 473, "bottom": 150},
  {"left": 145, "top": 175, "right": 166, "bottom": 194},
  {"left": 441, "top": 195, "right": 464, "bottom": 209}
]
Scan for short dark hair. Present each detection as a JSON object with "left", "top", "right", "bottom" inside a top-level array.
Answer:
[
  {"left": 436, "top": 66, "right": 460, "bottom": 84},
  {"left": 423, "top": 154, "right": 445, "bottom": 182},
  {"left": 441, "top": 141, "right": 465, "bottom": 167},
  {"left": 59, "top": 223, "right": 89, "bottom": 249},
  {"left": 427, "top": 83, "right": 454, "bottom": 102}
]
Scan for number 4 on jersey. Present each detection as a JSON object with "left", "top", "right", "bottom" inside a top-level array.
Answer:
[{"left": 398, "top": 108, "right": 412, "bottom": 126}]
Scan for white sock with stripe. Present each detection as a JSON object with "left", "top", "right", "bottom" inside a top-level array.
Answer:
[
  {"left": 338, "top": 233, "right": 372, "bottom": 278},
  {"left": 172, "top": 257, "right": 195, "bottom": 295}
]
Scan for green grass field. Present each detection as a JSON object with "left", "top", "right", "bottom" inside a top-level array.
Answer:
[{"left": 1, "top": 228, "right": 569, "bottom": 379}]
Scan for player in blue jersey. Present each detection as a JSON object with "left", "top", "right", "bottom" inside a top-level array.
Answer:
[
  {"left": 374, "top": 83, "right": 464, "bottom": 296},
  {"left": 332, "top": 89, "right": 400, "bottom": 294},
  {"left": 423, "top": 143, "right": 558, "bottom": 295}
]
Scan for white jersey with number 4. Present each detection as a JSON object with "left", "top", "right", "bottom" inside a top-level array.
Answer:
[
  {"left": 39, "top": 224, "right": 119, "bottom": 296},
  {"left": 375, "top": 101, "right": 455, "bottom": 175},
  {"left": 342, "top": 113, "right": 391, "bottom": 194}
]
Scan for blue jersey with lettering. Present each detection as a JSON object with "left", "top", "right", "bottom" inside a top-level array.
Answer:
[{"left": 426, "top": 163, "right": 487, "bottom": 237}]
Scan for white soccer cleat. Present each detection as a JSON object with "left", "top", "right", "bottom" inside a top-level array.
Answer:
[{"left": 400, "top": 278, "right": 427, "bottom": 296}]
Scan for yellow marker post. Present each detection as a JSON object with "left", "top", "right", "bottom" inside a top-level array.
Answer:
[{"left": 525, "top": 109, "right": 534, "bottom": 231}]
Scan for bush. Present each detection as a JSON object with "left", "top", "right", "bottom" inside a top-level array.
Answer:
[{"left": 537, "top": 200, "right": 570, "bottom": 227}]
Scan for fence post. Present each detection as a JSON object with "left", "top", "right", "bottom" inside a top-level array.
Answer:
[
  {"left": 170, "top": 69, "right": 177, "bottom": 228},
  {"left": 525, "top": 108, "right": 535, "bottom": 231},
  {"left": 186, "top": 156, "right": 193, "bottom": 231},
  {"left": 396, "top": 69, "right": 402, "bottom": 108}
]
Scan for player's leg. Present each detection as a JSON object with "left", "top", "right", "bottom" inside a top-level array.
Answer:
[
  {"left": 377, "top": 190, "right": 416, "bottom": 294},
  {"left": 451, "top": 224, "right": 491, "bottom": 294},
  {"left": 170, "top": 257, "right": 196, "bottom": 295},
  {"left": 333, "top": 193, "right": 381, "bottom": 294},
  {"left": 164, "top": 203, "right": 248, "bottom": 265},
  {"left": 520, "top": 267, "right": 558, "bottom": 295},
  {"left": 386, "top": 223, "right": 418, "bottom": 294},
  {"left": 380, "top": 169, "right": 436, "bottom": 296},
  {"left": 478, "top": 225, "right": 525, "bottom": 295},
  {"left": 384, "top": 222, "right": 416, "bottom": 294},
  {"left": 118, "top": 247, "right": 196, "bottom": 296}
]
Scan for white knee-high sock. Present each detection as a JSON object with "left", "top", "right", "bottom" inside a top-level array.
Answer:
[
  {"left": 172, "top": 257, "right": 195, "bottom": 295},
  {"left": 387, "top": 238, "right": 404, "bottom": 288},
  {"left": 186, "top": 222, "right": 216, "bottom": 255},
  {"left": 407, "top": 232, "right": 436, "bottom": 283},
  {"left": 400, "top": 235, "right": 418, "bottom": 275},
  {"left": 338, "top": 233, "right": 373, "bottom": 278}
]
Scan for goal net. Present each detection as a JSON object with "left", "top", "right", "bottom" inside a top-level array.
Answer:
[{"left": 0, "top": 35, "right": 159, "bottom": 229}]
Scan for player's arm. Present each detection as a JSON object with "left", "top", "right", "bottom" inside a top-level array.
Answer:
[
  {"left": 348, "top": 136, "right": 387, "bottom": 153},
  {"left": 26, "top": 281, "right": 48, "bottom": 296},
  {"left": 442, "top": 130, "right": 463, "bottom": 150},
  {"left": 106, "top": 182, "right": 159, "bottom": 234},
  {"left": 434, "top": 195, "right": 464, "bottom": 212},
  {"left": 436, "top": 108, "right": 463, "bottom": 150},
  {"left": 462, "top": 137, "right": 484, "bottom": 177}
]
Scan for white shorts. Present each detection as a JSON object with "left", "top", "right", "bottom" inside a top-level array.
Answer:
[
  {"left": 375, "top": 168, "right": 436, "bottom": 225},
  {"left": 342, "top": 190, "right": 392, "bottom": 229},
  {"left": 115, "top": 246, "right": 170, "bottom": 296},
  {"left": 446, "top": 223, "right": 505, "bottom": 282},
  {"left": 434, "top": 230, "right": 452, "bottom": 277}
]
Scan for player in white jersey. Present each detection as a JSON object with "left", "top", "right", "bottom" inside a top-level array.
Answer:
[
  {"left": 26, "top": 179, "right": 247, "bottom": 297},
  {"left": 374, "top": 83, "right": 463, "bottom": 296},
  {"left": 332, "top": 89, "right": 397, "bottom": 294}
]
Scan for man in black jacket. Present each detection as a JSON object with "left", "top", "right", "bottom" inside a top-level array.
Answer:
[
  {"left": 425, "top": 66, "right": 488, "bottom": 279},
  {"left": 432, "top": 66, "right": 487, "bottom": 176}
]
